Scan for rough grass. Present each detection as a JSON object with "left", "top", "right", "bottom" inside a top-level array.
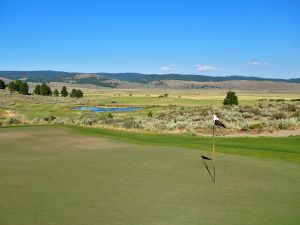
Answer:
[
  {"left": 1, "top": 90, "right": 300, "bottom": 134},
  {"left": 0, "top": 126, "right": 299, "bottom": 225}
]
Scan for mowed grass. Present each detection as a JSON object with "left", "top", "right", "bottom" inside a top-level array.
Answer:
[
  {"left": 70, "top": 126, "right": 300, "bottom": 163},
  {"left": 0, "top": 126, "right": 299, "bottom": 225}
]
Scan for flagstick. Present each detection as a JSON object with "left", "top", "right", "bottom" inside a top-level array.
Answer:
[
  {"left": 212, "top": 124, "right": 216, "bottom": 183},
  {"left": 212, "top": 125, "right": 216, "bottom": 162}
]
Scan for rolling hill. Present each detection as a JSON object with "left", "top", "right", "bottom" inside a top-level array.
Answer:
[{"left": 0, "top": 70, "right": 299, "bottom": 90}]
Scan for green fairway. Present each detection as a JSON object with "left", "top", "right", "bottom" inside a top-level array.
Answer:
[{"left": 0, "top": 126, "right": 299, "bottom": 225}]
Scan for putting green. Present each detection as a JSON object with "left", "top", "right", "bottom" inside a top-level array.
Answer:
[{"left": 0, "top": 126, "right": 299, "bottom": 225}]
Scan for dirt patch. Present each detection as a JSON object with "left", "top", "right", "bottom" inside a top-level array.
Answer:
[
  {"left": 0, "top": 130, "right": 32, "bottom": 140},
  {"left": 0, "top": 126, "right": 131, "bottom": 152}
]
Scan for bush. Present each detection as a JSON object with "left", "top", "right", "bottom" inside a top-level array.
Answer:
[
  {"left": 6, "top": 117, "right": 21, "bottom": 125},
  {"left": 147, "top": 111, "right": 153, "bottom": 118},
  {"left": 107, "top": 113, "right": 113, "bottom": 119},
  {"left": 122, "top": 117, "right": 142, "bottom": 129},
  {"left": 277, "top": 120, "right": 289, "bottom": 130},
  {"left": 273, "top": 111, "right": 286, "bottom": 120},
  {"left": 43, "top": 115, "right": 56, "bottom": 122},
  {"left": 0, "top": 79, "right": 5, "bottom": 89},
  {"left": 223, "top": 91, "right": 239, "bottom": 105}
]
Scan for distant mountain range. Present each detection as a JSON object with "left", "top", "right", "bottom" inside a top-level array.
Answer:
[{"left": 0, "top": 70, "right": 299, "bottom": 90}]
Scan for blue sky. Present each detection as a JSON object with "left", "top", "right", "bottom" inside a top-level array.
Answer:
[{"left": 0, "top": 0, "right": 299, "bottom": 78}]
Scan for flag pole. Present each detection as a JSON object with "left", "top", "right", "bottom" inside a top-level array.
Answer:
[
  {"left": 212, "top": 124, "right": 216, "bottom": 182},
  {"left": 212, "top": 124, "right": 215, "bottom": 162}
]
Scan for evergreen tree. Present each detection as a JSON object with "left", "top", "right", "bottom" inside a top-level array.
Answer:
[
  {"left": 61, "top": 86, "right": 68, "bottom": 97},
  {"left": 76, "top": 89, "right": 83, "bottom": 98},
  {"left": 70, "top": 89, "right": 83, "bottom": 98},
  {"left": 18, "top": 82, "right": 29, "bottom": 95},
  {"left": 223, "top": 91, "right": 239, "bottom": 105},
  {"left": 70, "top": 89, "right": 77, "bottom": 98},
  {"left": 34, "top": 85, "right": 41, "bottom": 95},
  {"left": 40, "top": 83, "right": 52, "bottom": 96},
  {"left": 0, "top": 79, "right": 5, "bottom": 89},
  {"left": 7, "top": 81, "right": 17, "bottom": 93},
  {"left": 15, "top": 80, "right": 23, "bottom": 92},
  {"left": 53, "top": 89, "right": 59, "bottom": 97}
]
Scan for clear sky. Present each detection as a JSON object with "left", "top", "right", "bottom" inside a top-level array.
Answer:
[{"left": 0, "top": 0, "right": 299, "bottom": 78}]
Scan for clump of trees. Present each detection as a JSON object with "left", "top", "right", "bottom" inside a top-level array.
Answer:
[
  {"left": 7, "top": 80, "right": 29, "bottom": 95},
  {"left": 223, "top": 91, "right": 239, "bottom": 105},
  {"left": 34, "top": 83, "right": 52, "bottom": 96},
  {"left": 70, "top": 89, "right": 83, "bottom": 98},
  {"left": 33, "top": 84, "right": 82, "bottom": 98},
  {"left": 0, "top": 79, "right": 6, "bottom": 89}
]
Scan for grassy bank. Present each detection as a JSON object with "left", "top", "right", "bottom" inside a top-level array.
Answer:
[{"left": 68, "top": 125, "right": 300, "bottom": 163}]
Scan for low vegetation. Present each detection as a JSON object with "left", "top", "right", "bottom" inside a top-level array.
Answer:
[{"left": 1, "top": 89, "right": 299, "bottom": 134}]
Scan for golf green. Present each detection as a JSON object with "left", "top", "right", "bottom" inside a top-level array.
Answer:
[{"left": 0, "top": 126, "right": 299, "bottom": 225}]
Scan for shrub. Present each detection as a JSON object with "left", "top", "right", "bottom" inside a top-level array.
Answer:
[
  {"left": 147, "top": 111, "right": 153, "bottom": 118},
  {"left": 277, "top": 120, "right": 289, "bottom": 130},
  {"left": 43, "top": 115, "right": 56, "bottom": 122},
  {"left": 273, "top": 111, "right": 286, "bottom": 120},
  {"left": 0, "top": 79, "right": 5, "bottom": 89},
  {"left": 107, "top": 113, "right": 113, "bottom": 119},
  {"left": 6, "top": 117, "right": 21, "bottom": 125},
  {"left": 122, "top": 117, "right": 141, "bottom": 129}
]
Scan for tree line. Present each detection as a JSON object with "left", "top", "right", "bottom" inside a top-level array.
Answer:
[{"left": 0, "top": 79, "right": 83, "bottom": 98}]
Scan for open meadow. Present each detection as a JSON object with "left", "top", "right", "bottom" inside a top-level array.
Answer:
[
  {"left": 1, "top": 89, "right": 300, "bottom": 135},
  {"left": 0, "top": 125, "right": 299, "bottom": 225}
]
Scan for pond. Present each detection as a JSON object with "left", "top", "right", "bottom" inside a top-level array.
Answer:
[{"left": 74, "top": 106, "right": 142, "bottom": 112}]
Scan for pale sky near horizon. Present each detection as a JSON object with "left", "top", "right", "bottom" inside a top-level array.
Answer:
[{"left": 0, "top": 0, "right": 299, "bottom": 78}]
